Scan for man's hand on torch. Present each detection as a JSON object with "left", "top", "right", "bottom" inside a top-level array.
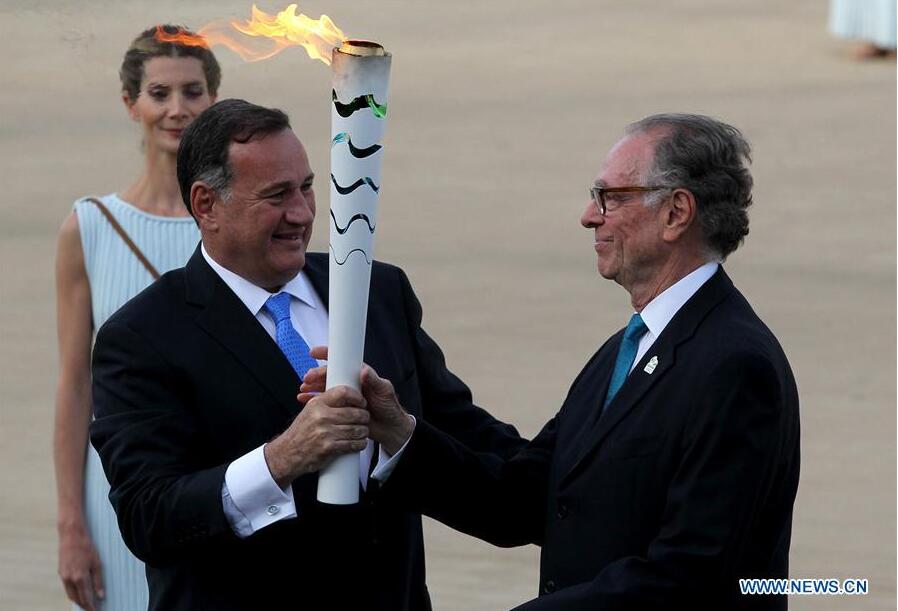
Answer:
[
  {"left": 300, "top": 346, "right": 415, "bottom": 455},
  {"left": 264, "top": 386, "right": 370, "bottom": 488}
]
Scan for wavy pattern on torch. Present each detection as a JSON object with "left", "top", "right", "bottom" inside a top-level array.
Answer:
[
  {"left": 332, "top": 90, "right": 387, "bottom": 118},
  {"left": 331, "top": 132, "right": 383, "bottom": 158},
  {"left": 331, "top": 174, "right": 380, "bottom": 194},
  {"left": 329, "top": 244, "right": 372, "bottom": 265},
  {"left": 330, "top": 209, "right": 375, "bottom": 234}
]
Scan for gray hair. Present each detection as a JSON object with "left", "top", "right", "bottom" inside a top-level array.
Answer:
[
  {"left": 626, "top": 113, "right": 753, "bottom": 260},
  {"left": 194, "top": 165, "right": 232, "bottom": 203}
]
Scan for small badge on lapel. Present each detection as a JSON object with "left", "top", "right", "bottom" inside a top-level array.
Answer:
[{"left": 644, "top": 355, "right": 659, "bottom": 374}]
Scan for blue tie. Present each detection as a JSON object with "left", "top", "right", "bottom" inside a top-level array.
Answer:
[
  {"left": 603, "top": 313, "right": 649, "bottom": 409},
  {"left": 263, "top": 292, "right": 319, "bottom": 378}
]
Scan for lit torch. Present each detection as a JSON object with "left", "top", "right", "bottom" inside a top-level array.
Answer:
[
  {"left": 321, "top": 40, "right": 391, "bottom": 504},
  {"left": 163, "top": 6, "right": 391, "bottom": 505}
]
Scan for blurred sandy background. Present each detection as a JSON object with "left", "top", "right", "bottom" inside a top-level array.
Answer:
[{"left": 1, "top": 0, "right": 894, "bottom": 609}]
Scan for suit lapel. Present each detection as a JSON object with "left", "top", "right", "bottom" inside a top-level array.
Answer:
[
  {"left": 303, "top": 254, "right": 330, "bottom": 309},
  {"left": 561, "top": 268, "right": 735, "bottom": 486},
  {"left": 581, "top": 337, "right": 677, "bottom": 455},
  {"left": 184, "top": 247, "right": 304, "bottom": 419}
]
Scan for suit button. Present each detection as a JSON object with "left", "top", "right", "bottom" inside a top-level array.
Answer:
[
  {"left": 556, "top": 503, "right": 568, "bottom": 519},
  {"left": 543, "top": 580, "right": 557, "bottom": 594}
]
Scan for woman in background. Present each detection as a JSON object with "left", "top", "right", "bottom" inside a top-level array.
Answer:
[{"left": 53, "top": 25, "right": 220, "bottom": 611}]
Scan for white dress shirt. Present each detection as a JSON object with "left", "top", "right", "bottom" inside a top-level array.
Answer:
[
  {"left": 201, "top": 245, "right": 408, "bottom": 538},
  {"left": 628, "top": 261, "right": 719, "bottom": 372}
]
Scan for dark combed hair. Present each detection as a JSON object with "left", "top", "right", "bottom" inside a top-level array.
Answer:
[
  {"left": 120, "top": 25, "right": 222, "bottom": 102},
  {"left": 627, "top": 113, "right": 754, "bottom": 259},
  {"left": 177, "top": 99, "right": 291, "bottom": 217}
]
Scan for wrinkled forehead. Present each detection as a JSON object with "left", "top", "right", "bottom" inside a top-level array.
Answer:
[
  {"left": 229, "top": 129, "right": 311, "bottom": 180},
  {"left": 596, "top": 132, "right": 658, "bottom": 186}
]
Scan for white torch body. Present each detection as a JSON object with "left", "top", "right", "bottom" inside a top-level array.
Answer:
[{"left": 317, "top": 42, "right": 391, "bottom": 505}]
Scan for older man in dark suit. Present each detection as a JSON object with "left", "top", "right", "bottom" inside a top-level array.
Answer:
[
  {"left": 89, "top": 99, "right": 525, "bottom": 611},
  {"left": 334, "top": 114, "right": 800, "bottom": 610}
]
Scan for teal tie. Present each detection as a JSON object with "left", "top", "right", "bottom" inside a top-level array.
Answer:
[
  {"left": 603, "top": 313, "right": 649, "bottom": 409},
  {"left": 263, "top": 292, "right": 319, "bottom": 378}
]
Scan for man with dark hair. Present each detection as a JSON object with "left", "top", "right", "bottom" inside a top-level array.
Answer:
[
  {"left": 89, "top": 99, "right": 525, "bottom": 610},
  {"left": 334, "top": 113, "right": 800, "bottom": 610},
  {"left": 175, "top": 98, "right": 290, "bottom": 215}
]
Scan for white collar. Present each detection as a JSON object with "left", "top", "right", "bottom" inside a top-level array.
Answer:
[
  {"left": 201, "top": 243, "right": 319, "bottom": 316},
  {"left": 638, "top": 261, "right": 719, "bottom": 338}
]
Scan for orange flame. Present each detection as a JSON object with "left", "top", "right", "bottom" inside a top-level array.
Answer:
[
  {"left": 156, "top": 4, "right": 347, "bottom": 66},
  {"left": 154, "top": 26, "right": 210, "bottom": 49}
]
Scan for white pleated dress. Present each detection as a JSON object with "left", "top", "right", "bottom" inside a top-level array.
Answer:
[
  {"left": 73, "top": 193, "right": 199, "bottom": 611},
  {"left": 830, "top": 0, "right": 896, "bottom": 49}
]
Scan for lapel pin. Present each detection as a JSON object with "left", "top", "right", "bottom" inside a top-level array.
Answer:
[{"left": 644, "top": 356, "right": 659, "bottom": 374}]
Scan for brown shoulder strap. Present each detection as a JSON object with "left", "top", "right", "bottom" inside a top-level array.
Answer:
[{"left": 86, "top": 197, "right": 161, "bottom": 280}]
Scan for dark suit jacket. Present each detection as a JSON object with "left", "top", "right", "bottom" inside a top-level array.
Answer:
[
  {"left": 386, "top": 268, "right": 800, "bottom": 610},
  {"left": 90, "top": 248, "right": 526, "bottom": 611}
]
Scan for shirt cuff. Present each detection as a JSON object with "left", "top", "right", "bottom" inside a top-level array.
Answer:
[
  {"left": 371, "top": 415, "right": 417, "bottom": 482},
  {"left": 222, "top": 444, "right": 296, "bottom": 538}
]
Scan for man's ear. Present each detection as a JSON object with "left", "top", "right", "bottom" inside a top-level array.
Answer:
[
  {"left": 191, "top": 182, "right": 219, "bottom": 231},
  {"left": 661, "top": 188, "right": 697, "bottom": 243}
]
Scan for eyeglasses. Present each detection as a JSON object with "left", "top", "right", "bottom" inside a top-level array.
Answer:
[{"left": 589, "top": 185, "right": 669, "bottom": 216}]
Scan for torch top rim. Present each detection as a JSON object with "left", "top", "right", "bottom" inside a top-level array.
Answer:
[{"left": 337, "top": 40, "right": 387, "bottom": 57}]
